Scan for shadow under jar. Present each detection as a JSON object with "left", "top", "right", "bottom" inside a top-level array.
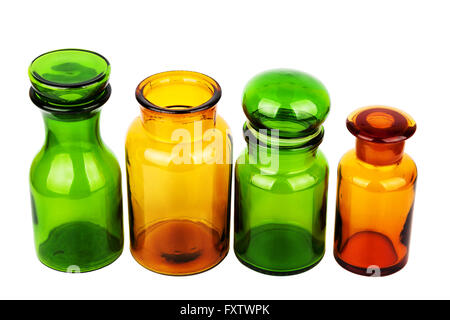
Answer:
[
  {"left": 334, "top": 106, "right": 417, "bottom": 276},
  {"left": 126, "top": 71, "right": 232, "bottom": 275},
  {"left": 29, "top": 49, "right": 124, "bottom": 273}
]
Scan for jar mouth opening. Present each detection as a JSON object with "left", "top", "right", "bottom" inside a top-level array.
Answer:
[{"left": 136, "top": 71, "right": 221, "bottom": 114}]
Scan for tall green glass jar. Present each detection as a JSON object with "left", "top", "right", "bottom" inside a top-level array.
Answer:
[
  {"left": 29, "top": 49, "right": 124, "bottom": 272},
  {"left": 234, "top": 69, "right": 330, "bottom": 275}
]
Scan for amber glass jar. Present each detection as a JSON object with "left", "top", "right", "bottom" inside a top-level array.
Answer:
[
  {"left": 334, "top": 106, "right": 417, "bottom": 276},
  {"left": 126, "top": 71, "right": 232, "bottom": 275}
]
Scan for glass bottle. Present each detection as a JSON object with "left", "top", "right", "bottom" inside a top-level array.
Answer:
[
  {"left": 126, "top": 71, "right": 232, "bottom": 275},
  {"left": 29, "top": 49, "right": 124, "bottom": 273},
  {"left": 234, "top": 69, "right": 330, "bottom": 275},
  {"left": 334, "top": 106, "right": 417, "bottom": 276}
]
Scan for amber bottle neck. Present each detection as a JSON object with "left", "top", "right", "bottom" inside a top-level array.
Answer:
[
  {"left": 355, "top": 139, "right": 405, "bottom": 166},
  {"left": 139, "top": 106, "right": 217, "bottom": 141}
]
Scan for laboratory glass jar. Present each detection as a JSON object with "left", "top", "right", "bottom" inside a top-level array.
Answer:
[
  {"left": 234, "top": 69, "right": 330, "bottom": 275},
  {"left": 334, "top": 106, "right": 417, "bottom": 276},
  {"left": 126, "top": 71, "right": 232, "bottom": 275},
  {"left": 29, "top": 49, "right": 124, "bottom": 272}
]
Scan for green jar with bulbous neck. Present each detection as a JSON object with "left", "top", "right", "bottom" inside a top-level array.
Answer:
[
  {"left": 234, "top": 69, "right": 330, "bottom": 275},
  {"left": 29, "top": 49, "right": 123, "bottom": 273}
]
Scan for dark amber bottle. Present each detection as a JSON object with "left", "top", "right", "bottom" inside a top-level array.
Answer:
[{"left": 334, "top": 106, "right": 417, "bottom": 276}]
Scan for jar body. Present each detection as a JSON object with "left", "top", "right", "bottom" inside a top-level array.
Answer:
[
  {"left": 334, "top": 150, "right": 417, "bottom": 276},
  {"left": 126, "top": 113, "right": 232, "bottom": 275},
  {"left": 30, "top": 112, "right": 124, "bottom": 272},
  {"left": 234, "top": 146, "right": 328, "bottom": 275}
]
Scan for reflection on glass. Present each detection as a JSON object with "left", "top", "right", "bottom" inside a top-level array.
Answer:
[
  {"left": 334, "top": 106, "right": 417, "bottom": 276},
  {"left": 29, "top": 49, "right": 123, "bottom": 272}
]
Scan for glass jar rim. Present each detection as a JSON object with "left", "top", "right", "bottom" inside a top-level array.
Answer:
[{"left": 136, "top": 70, "right": 221, "bottom": 114}]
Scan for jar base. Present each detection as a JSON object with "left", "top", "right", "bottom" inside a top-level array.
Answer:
[
  {"left": 37, "top": 221, "right": 123, "bottom": 273},
  {"left": 334, "top": 230, "right": 408, "bottom": 276},
  {"left": 334, "top": 251, "right": 408, "bottom": 277},
  {"left": 235, "top": 252, "right": 323, "bottom": 276},
  {"left": 130, "top": 219, "right": 229, "bottom": 276},
  {"left": 234, "top": 223, "right": 324, "bottom": 276}
]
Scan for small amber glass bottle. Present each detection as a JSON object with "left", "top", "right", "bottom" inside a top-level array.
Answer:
[
  {"left": 126, "top": 71, "right": 232, "bottom": 275},
  {"left": 334, "top": 106, "right": 417, "bottom": 276}
]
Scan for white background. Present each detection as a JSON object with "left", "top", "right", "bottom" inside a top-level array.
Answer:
[{"left": 0, "top": 0, "right": 447, "bottom": 299}]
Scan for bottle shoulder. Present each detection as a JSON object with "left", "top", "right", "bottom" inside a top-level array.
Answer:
[
  {"left": 30, "top": 143, "right": 121, "bottom": 195},
  {"left": 126, "top": 117, "right": 143, "bottom": 136},
  {"left": 32, "top": 141, "right": 119, "bottom": 164},
  {"left": 338, "top": 150, "right": 417, "bottom": 191},
  {"left": 125, "top": 116, "right": 232, "bottom": 168},
  {"left": 236, "top": 148, "right": 328, "bottom": 170},
  {"left": 126, "top": 115, "right": 232, "bottom": 141},
  {"left": 215, "top": 114, "right": 231, "bottom": 133},
  {"left": 236, "top": 148, "right": 328, "bottom": 192}
]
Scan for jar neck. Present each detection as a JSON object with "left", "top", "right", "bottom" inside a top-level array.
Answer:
[
  {"left": 43, "top": 111, "right": 102, "bottom": 145},
  {"left": 139, "top": 106, "right": 217, "bottom": 142},
  {"left": 247, "top": 140, "right": 319, "bottom": 172},
  {"left": 355, "top": 139, "right": 405, "bottom": 166},
  {"left": 244, "top": 121, "right": 322, "bottom": 170}
]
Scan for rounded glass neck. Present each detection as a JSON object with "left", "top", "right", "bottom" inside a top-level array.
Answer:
[
  {"left": 29, "top": 48, "right": 111, "bottom": 113},
  {"left": 347, "top": 106, "right": 416, "bottom": 165},
  {"left": 244, "top": 125, "right": 321, "bottom": 172},
  {"left": 243, "top": 121, "right": 324, "bottom": 151}
]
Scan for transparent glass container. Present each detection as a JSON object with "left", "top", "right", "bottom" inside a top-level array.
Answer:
[
  {"left": 29, "top": 49, "right": 124, "bottom": 272},
  {"left": 334, "top": 106, "right": 417, "bottom": 276},
  {"left": 126, "top": 71, "right": 232, "bottom": 275},
  {"left": 234, "top": 69, "right": 330, "bottom": 275}
]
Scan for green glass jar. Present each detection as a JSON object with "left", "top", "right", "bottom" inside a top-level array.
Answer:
[
  {"left": 29, "top": 49, "right": 123, "bottom": 272},
  {"left": 234, "top": 69, "right": 330, "bottom": 275}
]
